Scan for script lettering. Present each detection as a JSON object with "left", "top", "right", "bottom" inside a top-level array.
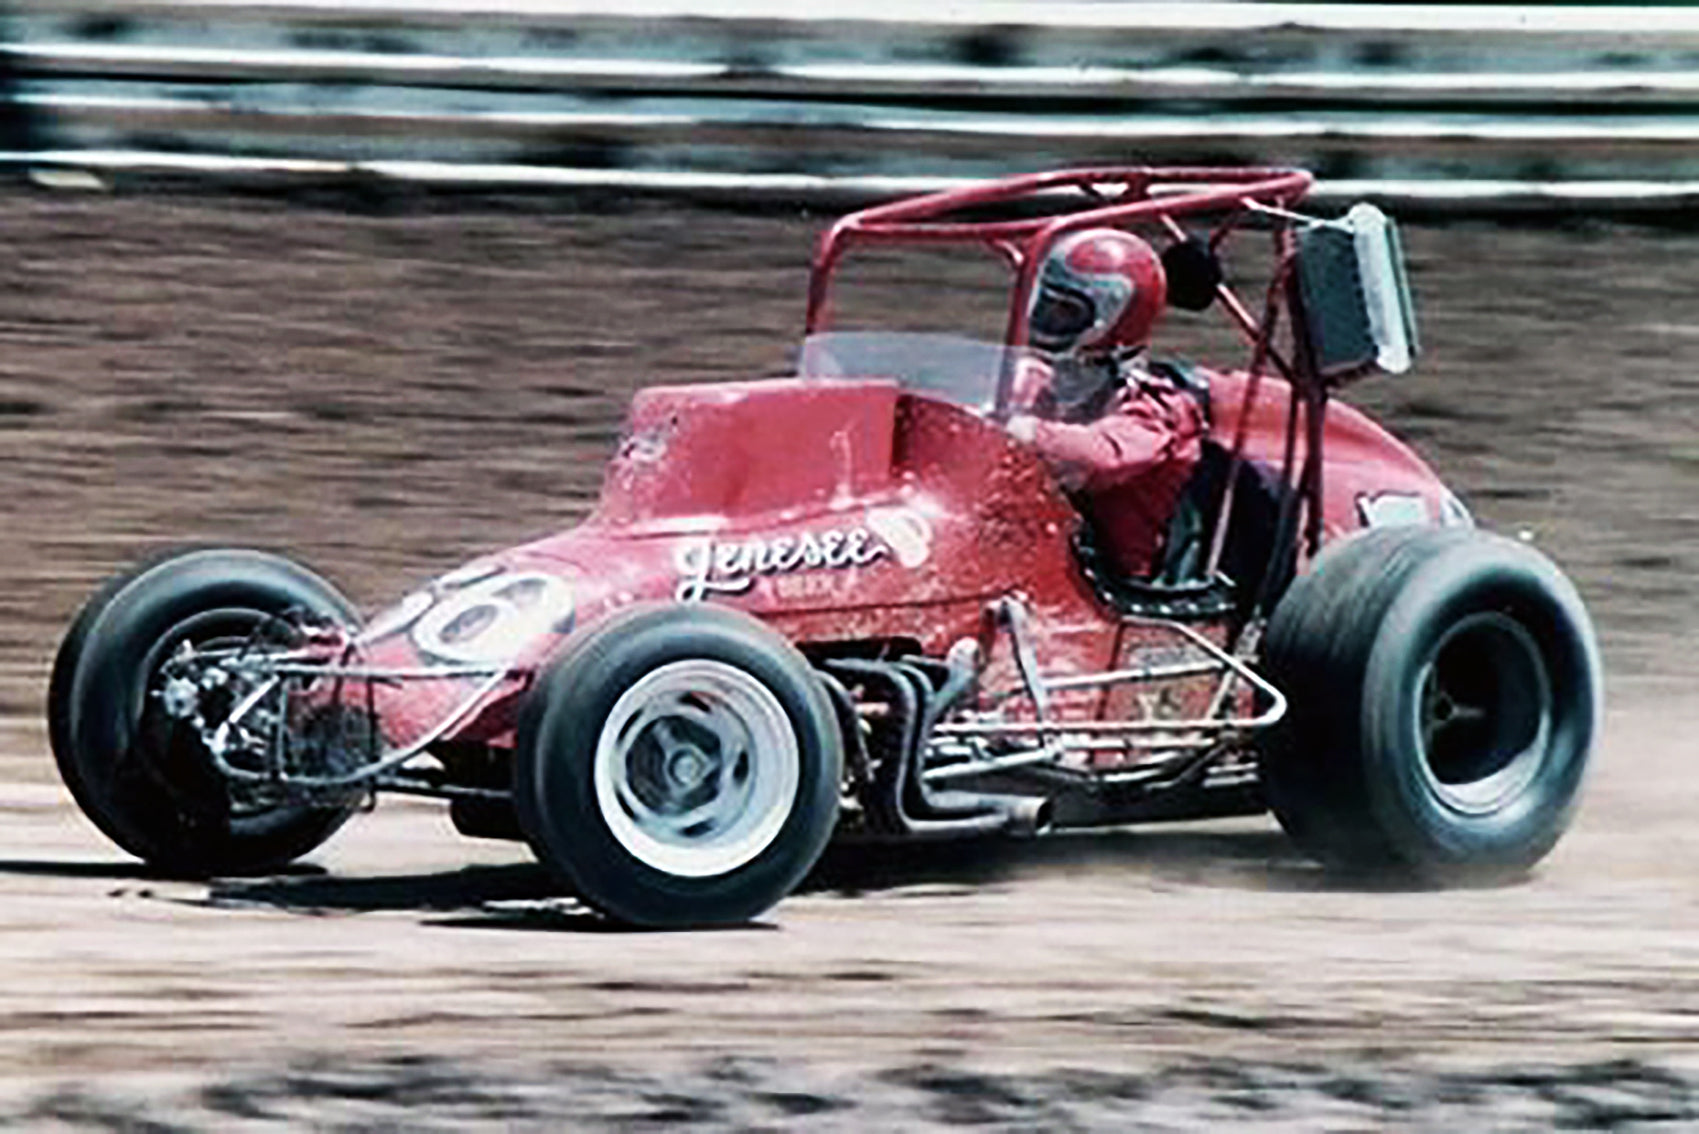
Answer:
[
  {"left": 842, "top": 529, "right": 885, "bottom": 566},
  {"left": 672, "top": 512, "right": 920, "bottom": 602},
  {"left": 675, "top": 538, "right": 755, "bottom": 602},
  {"left": 817, "top": 530, "right": 845, "bottom": 567},
  {"left": 759, "top": 535, "right": 795, "bottom": 573}
]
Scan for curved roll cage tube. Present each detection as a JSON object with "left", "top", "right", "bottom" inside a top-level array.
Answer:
[{"left": 804, "top": 165, "right": 1329, "bottom": 583}]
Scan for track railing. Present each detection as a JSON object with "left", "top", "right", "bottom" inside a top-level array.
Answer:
[{"left": 5, "top": 3, "right": 1699, "bottom": 207}]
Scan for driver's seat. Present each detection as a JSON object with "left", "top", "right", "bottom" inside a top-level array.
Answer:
[{"left": 1074, "top": 439, "right": 1286, "bottom": 622}]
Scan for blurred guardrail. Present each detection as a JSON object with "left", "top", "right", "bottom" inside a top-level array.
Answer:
[{"left": 6, "top": 2, "right": 1699, "bottom": 207}]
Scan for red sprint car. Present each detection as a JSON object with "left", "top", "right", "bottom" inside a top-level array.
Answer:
[{"left": 50, "top": 167, "right": 1600, "bottom": 927}]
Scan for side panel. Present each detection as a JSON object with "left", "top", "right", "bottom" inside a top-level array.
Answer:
[
  {"left": 596, "top": 378, "right": 899, "bottom": 527},
  {"left": 580, "top": 393, "right": 1122, "bottom": 682},
  {"left": 757, "top": 394, "right": 1120, "bottom": 684},
  {"left": 1207, "top": 369, "right": 1467, "bottom": 541}
]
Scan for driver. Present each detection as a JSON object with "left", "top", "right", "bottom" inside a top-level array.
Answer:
[{"left": 1007, "top": 229, "right": 1206, "bottom": 579}]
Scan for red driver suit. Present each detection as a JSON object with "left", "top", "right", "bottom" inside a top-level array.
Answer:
[{"left": 1025, "top": 374, "right": 1206, "bottom": 579}]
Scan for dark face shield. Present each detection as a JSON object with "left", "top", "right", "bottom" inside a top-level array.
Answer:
[
  {"left": 1028, "top": 285, "right": 1095, "bottom": 352},
  {"left": 1040, "top": 356, "right": 1120, "bottom": 424}
]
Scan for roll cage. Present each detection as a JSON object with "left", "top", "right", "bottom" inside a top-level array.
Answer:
[{"left": 807, "top": 165, "right": 1344, "bottom": 588}]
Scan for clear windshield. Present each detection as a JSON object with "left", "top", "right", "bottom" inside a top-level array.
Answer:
[{"left": 798, "top": 331, "right": 1043, "bottom": 416}]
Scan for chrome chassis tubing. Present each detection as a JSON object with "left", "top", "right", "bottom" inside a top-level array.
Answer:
[
  {"left": 196, "top": 648, "right": 515, "bottom": 792},
  {"left": 920, "top": 597, "right": 1286, "bottom": 788}
]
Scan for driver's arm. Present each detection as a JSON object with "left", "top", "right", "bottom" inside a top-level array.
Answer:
[{"left": 1011, "top": 393, "right": 1203, "bottom": 492}]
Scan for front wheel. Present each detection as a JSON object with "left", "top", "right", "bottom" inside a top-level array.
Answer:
[
  {"left": 1258, "top": 526, "right": 1600, "bottom": 882},
  {"left": 514, "top": 603, "right": 842, "bottom": 928},
  {"left": 53, "top": 548, "right": 363, "bottom": 876}
]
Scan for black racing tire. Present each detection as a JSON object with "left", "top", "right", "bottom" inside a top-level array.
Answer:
[
  {"left": 49, "top": 545, "right": 226, "bottom": 820},
  {"left": 1258, "top": 526, "right": 1600, "bottom": 882},
  {"left": 514, "top": 603, "right": 842, "bottom": 928},
  {"left": 57, "top": 548, "right": 362, "bottom": 876},
  {"left": 49, "top": 559, "right": 151, "bottom": 822}
]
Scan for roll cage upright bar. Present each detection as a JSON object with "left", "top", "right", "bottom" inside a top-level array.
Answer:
[{"left": 804, "top": 165, "right": 1333, "bottom": 583}]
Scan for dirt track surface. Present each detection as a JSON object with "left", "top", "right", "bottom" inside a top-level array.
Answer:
[{"left": 0, "top": 187, "right": 1695, "bottom": 1127}]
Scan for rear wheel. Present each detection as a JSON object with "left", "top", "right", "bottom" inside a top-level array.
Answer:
[
  {"left": 515, "top": 603, "right": 842, "bottom": 928},
  {"left": 1258, "top": 526, "right": 1600, "bottom": 881},
  {"left": 55, "top": 548, "right": 362, "bottom": 876}
]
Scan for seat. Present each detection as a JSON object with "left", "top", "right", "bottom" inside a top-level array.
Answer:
[{"left": 1074, "top": 440, "right": 1287, "bottom": 622}]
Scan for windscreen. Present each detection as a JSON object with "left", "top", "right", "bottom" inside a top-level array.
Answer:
[{"left": 798, "top": 331, "right": 1040, "bottom": 416}]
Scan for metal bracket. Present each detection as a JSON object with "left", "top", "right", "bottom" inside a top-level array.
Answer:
[{"left": 995, "top": 594, "right": 1051, "bottom": 740}]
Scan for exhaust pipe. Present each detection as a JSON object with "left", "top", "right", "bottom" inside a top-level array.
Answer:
[
  {"left": 1005, "top": 796, "right": 1054, "bottom": 838},
  {"left": 825, "top": 656, "right": 1048, "bottom": 840}
]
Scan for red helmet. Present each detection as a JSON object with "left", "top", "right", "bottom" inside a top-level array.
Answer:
[{"left": 1027, "top": 229, "right": 1167, "bottom": 355}]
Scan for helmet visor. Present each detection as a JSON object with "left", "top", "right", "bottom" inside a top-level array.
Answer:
[{"left": 1028, "top": 285, "right": 1094, "bottom": 350}]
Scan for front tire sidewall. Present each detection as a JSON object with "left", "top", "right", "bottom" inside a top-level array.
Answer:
[
  {"left": 1361, "top": 544, "right": 1598, "bottom": 876},
  {"left": 519, "top": 606, "right": 841, "bottom": 928}
]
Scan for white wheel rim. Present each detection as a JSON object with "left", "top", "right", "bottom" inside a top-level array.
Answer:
[{"left": 593, "top": 659, "right": 800, "bottom": 878}]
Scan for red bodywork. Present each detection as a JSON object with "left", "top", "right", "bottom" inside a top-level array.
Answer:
[{"left": 352, "top": 167, "right": 1459, "bottom": 752}]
